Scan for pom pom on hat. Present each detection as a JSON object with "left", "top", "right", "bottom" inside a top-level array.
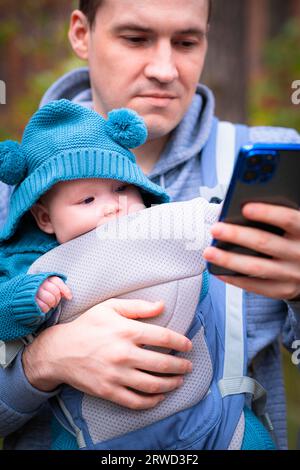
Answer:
[
  {"left": 0, "top": 140, "right": 27, "bottom": 185},
  {"left": 105, "top": 108, "right": 148, "bottom": 149}
]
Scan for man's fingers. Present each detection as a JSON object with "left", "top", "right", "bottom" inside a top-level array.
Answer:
[
  {"left": 126, "top": 345, "right": 192, "bottom": 375},
  {"left": 104, "top": 298, "right": 164, "bottom": 319},
  {"left": 122, "top": 369, "right": 184, "bottom": 394},
  {"left": 217, "top": 276, "right": 300, "bottom": 301},
  {"left": 210, "top": 222, "right": 300, "bottom": 261},
  {"left": 105, "top": 385, "right": 165, "bottom": 410},
  {"left": 204, "top": 246, "right": 300, "bottom": 282},
  {"left": 129, "top": 319, "right": 193, "bottom": 353},
  {"left": 243, "top": 203, "right": 300, "bottom": 237},
  {"left": 103, "top": 299, "right": 192, "bottom": 353}
]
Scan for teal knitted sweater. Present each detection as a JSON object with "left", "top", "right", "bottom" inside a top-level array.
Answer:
[{"left": 0, "top": 214, "right": 63, "bottom": 341}]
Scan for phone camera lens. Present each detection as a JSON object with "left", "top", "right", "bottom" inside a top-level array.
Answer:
[
  {"left": 243, "top": 170, "right": 258, "bottom": 183},
  {"left": 247, "top": 155, "right": 261, "bottom": 167},
  {"left": 261, "top": 163, "right": 274, "bottom": 174}
]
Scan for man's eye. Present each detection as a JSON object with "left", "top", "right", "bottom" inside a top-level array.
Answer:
[
  {"left": 174, "top": 40, "right": 198, "bottom": 49},
  {"left": 82, "top": 197, "right": 95, "bottom": 205},
  {"left": 123, "top": 36, "right": 148, "bottom": 45}
]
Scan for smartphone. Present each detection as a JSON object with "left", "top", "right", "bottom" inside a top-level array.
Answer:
[{"left": 207, "top": 143, "right": 300, "bottom": 276}]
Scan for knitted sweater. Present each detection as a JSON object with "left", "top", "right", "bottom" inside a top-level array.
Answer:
[{"left": 0, "top": 215, "right": 61, "bottom": 341}]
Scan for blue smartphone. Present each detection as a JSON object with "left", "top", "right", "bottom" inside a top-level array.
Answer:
[{"left": 207, "top": 143, "right": 300, "bottom": 276}]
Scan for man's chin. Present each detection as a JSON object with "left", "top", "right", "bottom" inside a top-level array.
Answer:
[{"left": 142, "top": 115, "right": 181, "bottom": 140}]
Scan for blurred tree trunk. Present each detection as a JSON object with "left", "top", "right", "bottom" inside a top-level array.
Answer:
[
  {"left": 0, "top": 0, "right": 23, "bottom": 116},
  {"left": 201, "top": 0, "right": 300, "bottom": 123},
  {"left": 245, "top": 0, "right": 269, "bottom": 80},
  {"left": 290, "top": 0, "right": 300, "bottom": 17},
  {"left": 201, "top": 0, "right": 247, "bottom": 123}
]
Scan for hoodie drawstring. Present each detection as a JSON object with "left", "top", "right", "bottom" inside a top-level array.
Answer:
[{"left": 159, "top": 174, "right": 166, "bottom": 190}]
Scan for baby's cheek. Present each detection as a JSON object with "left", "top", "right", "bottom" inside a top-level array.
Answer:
[{"left": 127, "top": 201, "right": 146, "bottom": 215}]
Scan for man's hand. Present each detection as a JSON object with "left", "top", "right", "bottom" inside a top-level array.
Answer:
[
  {"left": 22, "top": 299, "right": 192, "bottom": 410},
  {"left": 203, "top": 203, "right": 300, "bottom": 300}
]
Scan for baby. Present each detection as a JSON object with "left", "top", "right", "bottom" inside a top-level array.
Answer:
[
  {"left": 32, "top": 177, "right": 147, "bottom": 315},
  {"left": 0, "top": 99, "right": 169, "bottom": 342}
]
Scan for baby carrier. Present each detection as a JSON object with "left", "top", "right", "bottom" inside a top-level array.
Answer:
[{"left": 28, "top": 120, "right": 272, "bottom": 450}]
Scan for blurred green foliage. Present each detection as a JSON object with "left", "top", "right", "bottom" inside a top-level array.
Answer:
[
  {"left": 249, "top": 18, "right": 300, "bottom": 131},
  {"left": 0, "top": 0, "right": 78, "bottom": 140}
]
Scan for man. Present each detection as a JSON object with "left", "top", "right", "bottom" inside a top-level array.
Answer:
[{"left": 1, "top": 0, "right": 299, "bottom": 450}]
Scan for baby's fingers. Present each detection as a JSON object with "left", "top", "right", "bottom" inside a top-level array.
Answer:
[
  {"left": 47, "top": 276, "right": 73, "bottom": 300},
  {"left": 36, "top": 296, "right": 51, "bottom": 314}
]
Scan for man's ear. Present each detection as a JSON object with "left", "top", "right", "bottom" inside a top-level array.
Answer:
[
  {"left": 30, "top": 203, "right": 55, "bottom": 235},
  {"left": 68, "top": 10, "right": 90, "bottom": 60}
]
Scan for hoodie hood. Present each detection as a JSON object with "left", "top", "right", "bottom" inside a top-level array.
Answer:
[{"left": 40, "top": 67, "right": 215, "bottom": 178}]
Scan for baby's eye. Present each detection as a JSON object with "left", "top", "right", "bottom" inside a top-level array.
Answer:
[
  {"left": 115, "top": 185, "right": 128, "bottom": 193},
  {"left": 82, "top": 197, "right": 95, "bottom": 205}
]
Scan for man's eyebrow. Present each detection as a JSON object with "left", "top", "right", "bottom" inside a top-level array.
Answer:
[
  {"left": 112, "top": 24, "right": 207, "bottom": 37},
  {"left": 176, "top": 28, "right": 207, "bottom": 37},
  {"left": 112, "top": 24, "right": 153, "bottom": 34}
]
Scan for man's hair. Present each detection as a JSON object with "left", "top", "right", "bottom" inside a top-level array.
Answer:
[{"left": 79, "top": 0, "right": 212, "bottom": 28}]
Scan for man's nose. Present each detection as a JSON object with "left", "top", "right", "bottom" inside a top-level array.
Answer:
[{"left": 144, "top": 40, "right": 179, "bottom": 84}]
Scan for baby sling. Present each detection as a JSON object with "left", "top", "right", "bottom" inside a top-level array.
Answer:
[{"left": 27, "top": 122, "right": 273, "bottom": 450}]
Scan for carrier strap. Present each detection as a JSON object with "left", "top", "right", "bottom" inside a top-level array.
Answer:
[
  {"left": 218, "top": 376, "right": 266, "bottom": 416},
  {"left": 216, "top": 121, "right": 236, "bottom": 187},
  {"left": 215, "top": 122, "right": 273, "bottom": 435},
  {"left": 215, "top": 122, "right": 245, "bottom": 380},
  {"left": 56, "top": 396, "right": 87, "bottom": 449}
]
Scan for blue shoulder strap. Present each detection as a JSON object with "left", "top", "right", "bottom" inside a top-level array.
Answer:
[{"left": 210, "top": 121, "right": 274, "bottom": 436}]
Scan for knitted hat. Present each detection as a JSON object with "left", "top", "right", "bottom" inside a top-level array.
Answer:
[{"left": 0, "top": 99, "right": 170, "bottom": 241}]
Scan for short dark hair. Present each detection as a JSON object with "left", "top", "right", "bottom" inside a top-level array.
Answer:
[
  {"left": 79, "top": 0, "right": 103, "bottom": 27},
  {"left": 79, "top": 0, "right": 212, "bottom": 28}
]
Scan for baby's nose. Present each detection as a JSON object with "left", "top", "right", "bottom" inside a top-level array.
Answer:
[{"left": 103, "top": 202, "right": 120, "bottom": 217}]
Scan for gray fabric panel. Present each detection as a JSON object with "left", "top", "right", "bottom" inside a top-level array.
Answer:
[
  {"left": 228, "top": 411, "right": 245, "bottom": 450},
  {"left": 82, "top": 327, "right": 213, "bottom": 444}
]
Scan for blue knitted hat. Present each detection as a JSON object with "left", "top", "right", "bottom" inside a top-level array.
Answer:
[{"left": 0, "top": 99, "right": 170, "bottom": 241}]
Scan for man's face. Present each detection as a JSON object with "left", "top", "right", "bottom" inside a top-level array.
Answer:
[{"left": 86, "top": 0, "right": 209, "bottom": 140}]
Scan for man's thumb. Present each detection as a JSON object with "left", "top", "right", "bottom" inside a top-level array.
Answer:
[{"left": 104, "top": 298, "right": 164, "bottom": 319}]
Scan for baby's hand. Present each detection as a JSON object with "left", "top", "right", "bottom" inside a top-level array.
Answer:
[{"left": 36, "top": 276, "right": 72, "bottom": 314}]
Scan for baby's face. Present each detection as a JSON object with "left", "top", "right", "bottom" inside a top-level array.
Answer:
[{"left": 39, "top": 178, "right": 146, "bottom": 244}]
